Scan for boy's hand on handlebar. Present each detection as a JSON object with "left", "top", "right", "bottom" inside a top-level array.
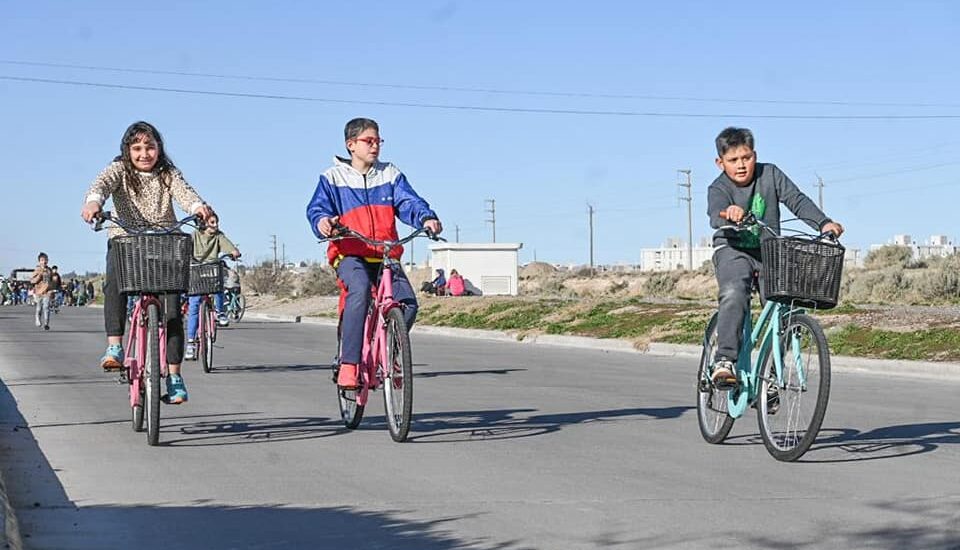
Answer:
[
  {"left": 318, "top": 216, "right": 341, "bottom": 237},
  {"left": 424, "top": 219, "right": 443, "bottom": 236},
  {"left": 720, "top": 205, "right": 746, "bottom": 223},
  {"left": 821, "top": 221, "right": 844, "bottom": 239},
  {"left": 81, "top": 201, "right": 101, "bottom": 224}
]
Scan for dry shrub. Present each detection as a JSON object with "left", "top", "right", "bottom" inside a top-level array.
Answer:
[
  {"left": 643, "top": 272, "right": 680, "bottom": 296},
  {"left": 300, "top": 263, "right": 339, "bottom": 297},
  {"left": 864, "top": 246, "right": 912, "bottom": 270},
  {"left": 245, "top": 261, "right": 294, "bottom": 297}
]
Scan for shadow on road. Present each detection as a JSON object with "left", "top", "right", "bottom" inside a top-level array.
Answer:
[
  {"left": 214, "top": 363, "right": 329, "bottom": 373},
  {"left": 416, "top": 368, "right": 527, "bottom": 378},
  {"left": 0, "top": 380, "right": 530, "bottom": 549},
  {"left": 799, "top": 421, "right": 960, "bottom": 463},
  {"left": 161, "top": 415, "right": 347, "bottom": 446},
  {"left": 359, "top": 406, "right": 695, "bottom": 443},
  {"left": 720, "top": 421, "right": 960, "bottom": 463}
]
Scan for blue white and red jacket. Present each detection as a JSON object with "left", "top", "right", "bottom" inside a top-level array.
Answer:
[{"left": 306, "top": 156, "right": 438, "bottom": 265}]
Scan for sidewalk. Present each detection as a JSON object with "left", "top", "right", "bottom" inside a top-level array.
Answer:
[{"left": 249, "top": 312, "right": 960, "bottom": 381}]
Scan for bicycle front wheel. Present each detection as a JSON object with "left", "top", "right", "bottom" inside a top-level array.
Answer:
[
  {"left": 199, "top": 301, "right": 213, "bottom": 374},
  {"left": 382, "top": 307, "right": 413, "bottom": 442},
  {"left": 233, "top": 293, "right": 246, "bottom": 322},
  {"left": 145, "top": 302, "right": 162, "bottom": 446},
  {"left": 758, "top": 313, "right": 831, "bottom": 462},
  {"left": 696, "top": 313, "right": 735, "bottom": 444}
]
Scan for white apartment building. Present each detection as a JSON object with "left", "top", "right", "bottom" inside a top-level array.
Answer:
[
  {"left": 873, "top": 234, "right": 957, "bottom": 261},
  {"left": 640, "top": 237, "right": 714, "bottom": 272}
]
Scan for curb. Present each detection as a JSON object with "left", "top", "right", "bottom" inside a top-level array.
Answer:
[{"left": 242, "top": 313, "right": 960, "bottom": 380}]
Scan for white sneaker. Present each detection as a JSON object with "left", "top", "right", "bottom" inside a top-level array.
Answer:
[
  {"left": 184, "top": 341, "right": 197, "bottom": 361},
  {"left": 35, "top": 319, "right": 41, "bottom": 327}
]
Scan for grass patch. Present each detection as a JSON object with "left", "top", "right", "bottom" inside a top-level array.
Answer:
[{"left": 829, "top": 324, "right": 960, "bottom": 361}]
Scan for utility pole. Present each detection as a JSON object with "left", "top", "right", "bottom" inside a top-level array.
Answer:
[
  {"left": 282, "top": 243, "right": 286, "bottom": 268},
  {"left": 270, "top": 234, "right": 278, "bottom": 273},
  {"left": 455, "top": 224, "right": 461, "bottom": 243},
  {"left": 815, "top": 174, "right": 825, "bottom": 210},
  {"left": 485, "top": 199, "right": 496, "bottom": 242},
  {"left": 678, "top": 170, "right": 693, "bottom": 270},
  {"left": 587, "top": 203, "right": 595, "bottom": 273}
]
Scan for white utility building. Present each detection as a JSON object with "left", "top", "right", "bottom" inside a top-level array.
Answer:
[{"left": 428, "top": 242, "right": 523, "bottom": 296}]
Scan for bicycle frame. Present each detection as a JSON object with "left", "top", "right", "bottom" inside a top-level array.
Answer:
[
  {"left": 124, "top": 294, "right": 169, "bottom": 407},
  {"left": 727, "top": 298, "right": 806, "bottom": 418},
  {"left": 355, "top": 260, "right": 403, "bottom": 407}
]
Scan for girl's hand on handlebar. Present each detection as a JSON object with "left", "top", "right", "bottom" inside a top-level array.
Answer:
[
  {"left": 81, "top": 201, "right": 101, "bottom": 224},
  {"left": 194, "top": 204, "right": 215, "bottom": 223},
  {"left": 318, "top": 216, "right": 341, "bottom": 237},
  {"left": 720, "top": 206, "right": 746, "bottom": 223}
]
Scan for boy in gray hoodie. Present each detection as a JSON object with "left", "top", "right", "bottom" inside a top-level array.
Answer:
[{"left": 706, "top": 127, "right": 844, "bottom": 388}]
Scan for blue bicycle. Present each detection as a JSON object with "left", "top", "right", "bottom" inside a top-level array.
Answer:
[{"left": 697, "top": 213, "right": 844, "bottom": 461}]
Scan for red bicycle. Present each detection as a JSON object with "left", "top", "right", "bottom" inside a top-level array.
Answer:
[
  {"left": 94, "top": 211, "right": 199, "bottom": 446},
  {"left": 320, "top": 226, "right": 443, "bottom": 442}
]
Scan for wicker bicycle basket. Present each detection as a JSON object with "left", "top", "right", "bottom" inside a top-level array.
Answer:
[
  {"left": 187, "top": 261, "right": 225, "bottom": 296},
  {"left": 760, "top": 236, "right": 845, "bottom": 310},
  {"left": 112, "top": 234, "right": 193, "bottom": 294}
]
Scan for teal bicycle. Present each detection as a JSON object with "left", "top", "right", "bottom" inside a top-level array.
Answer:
[{"left": 697, "top": 213, "right": 844, "bottom": 461}]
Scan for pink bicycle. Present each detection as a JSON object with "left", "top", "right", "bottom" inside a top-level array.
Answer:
[
  {"left": 321, "top": 226, "right": 442, "bottom": 442},
  {"left": 94, "top": 211, "right": 199, "bottom": 446}
]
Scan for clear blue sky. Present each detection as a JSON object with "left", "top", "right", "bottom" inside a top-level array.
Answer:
[{"left": 2, "top": 1, "right": 959, "bottom": 275}]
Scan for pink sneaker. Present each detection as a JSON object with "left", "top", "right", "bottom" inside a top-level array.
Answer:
[{"left": 337, "top": 363, "right": 359, "bottom": 389}]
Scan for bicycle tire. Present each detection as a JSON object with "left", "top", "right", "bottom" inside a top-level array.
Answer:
[
  {"left": 234, "top": 293, "right": 246, "bottom": 322},
  {"left": 383, "top": 307, "right": 413, "bottom": 442},
  {"left": 145, "top": 302, "right": 162, "bottom": 446},
  {"left": 696, "top": 312, "right": 735, "bottom": 444},
  {"left": 757, "top": 313, "right": 831, "bottom": 462},
  {"left": 199, "top": 301, "right": 213, "bottom": 374},
  {"left": 334, "top": 332, "right": 364, "bottom": 429},
  {"left": 132, "top": 388, "right": 144, "bottom": 432}
]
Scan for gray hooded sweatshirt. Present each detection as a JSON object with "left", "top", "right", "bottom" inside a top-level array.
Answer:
[{"left": 707, "top": 163, "right": 831, "bottom": 250}]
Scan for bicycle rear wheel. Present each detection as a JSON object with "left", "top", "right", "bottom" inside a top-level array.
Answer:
[
  {"left": 334, "top": 333, "right": 364, "bottom": 429},
  {"left": 758, "top": 313, "right": 831, "bottom": 462},
  {"left": 145, "top": 302, "right": 162, "bottom": 446},
  {"left": 382, "top": 307, "right": 413, "bottom": 442},
  {"left": 199, "top": 301, "right": 214, "bottom": 374},
  {"left": 696, "top": 313, "right": 735, "bottom": 444}
]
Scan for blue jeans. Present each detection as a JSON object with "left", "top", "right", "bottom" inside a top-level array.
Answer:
[
  {"left": 337, "top": 257, "right": 417, "bottom": 365},
  {"left": 187, "top": 293, "right": 224, "bottom": 340}
]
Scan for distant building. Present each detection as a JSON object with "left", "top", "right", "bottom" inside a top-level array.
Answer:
[
  {"left": 871, "top": 234, "right": 958, "bottom": 261},
  {"left": 429, "top": 242, "right": 523, "bottom": 296},
  {"left": 640, "top": 238, "right": 713, "bottom": 272}
]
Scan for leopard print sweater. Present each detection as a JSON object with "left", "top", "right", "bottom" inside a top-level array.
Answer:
[{"left": 84, "top": 161, "right": 205, "bottom": 238}]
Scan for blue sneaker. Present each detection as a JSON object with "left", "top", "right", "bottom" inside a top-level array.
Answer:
[
  {"left": 166, "top": 374, "right": 188, "bottom": 404},
  {"left": 100, "top": 344, "right": 124, "bottom": 372}
]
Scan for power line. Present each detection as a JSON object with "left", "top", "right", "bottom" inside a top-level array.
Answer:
[
  {"left": 4, "top": 75, "right": 960, "bottom": 120},
  {"left": 827, "top": 161, "right": 960, "bottom": 184},
  {"left": 4, "top": 59, "right": 960, "bottom": 108}
]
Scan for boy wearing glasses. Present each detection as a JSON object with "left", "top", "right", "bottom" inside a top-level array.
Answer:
[
  {"left": 707, "top": 127, "right": 844, "bottom": 389},
  {"left": 306, "top": 117, "right": 443, "bottom": 389}
]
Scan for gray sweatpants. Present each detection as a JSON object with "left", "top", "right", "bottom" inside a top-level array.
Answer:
[
  {"left": 713, "top": 245, "right": 763, "bottom": 362},
  {"left": 35, "top": 294, "right": 50, "bottom": 328}
]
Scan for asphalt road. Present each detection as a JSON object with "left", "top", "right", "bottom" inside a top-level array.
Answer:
[{"left": 0, "top": 305, "right": 958, "bottom": 549}]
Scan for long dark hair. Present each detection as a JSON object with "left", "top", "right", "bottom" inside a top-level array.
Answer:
[{"left": 114, "top": 121, "right": 177, "bottom": 194}]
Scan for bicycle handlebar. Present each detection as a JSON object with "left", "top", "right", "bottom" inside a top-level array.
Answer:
[
  {"left": 91, "top": 211, "right": 202, "bottom": 235},
  {"left": 319, "top": 225, "right": 446, "bottom": 250},
  {"left": 717, "top": 210, "right": 839, "bottom": 242}
]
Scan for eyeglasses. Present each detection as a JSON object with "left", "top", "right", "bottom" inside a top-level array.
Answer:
[{"left": 353, "top": 137, "right": 384, "bottom": 147}]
